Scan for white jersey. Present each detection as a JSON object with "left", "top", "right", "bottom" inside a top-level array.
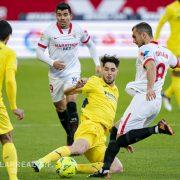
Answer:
[
  {"left": 38, "top": 22, "right": 91, "bottom": 78},
  {"left": 126, "top": 41, "right": 178, "bottom": 96}
]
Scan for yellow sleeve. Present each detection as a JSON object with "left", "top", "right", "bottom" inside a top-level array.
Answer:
[
  {"left": 82, "top": 76, "right": 97, "bottom": 95},
  {"left": 154, "top": 7, "right": 172, "bottom": 40},
  {"left": 5, "top": 50, "right": 17, "bottom": 110}
]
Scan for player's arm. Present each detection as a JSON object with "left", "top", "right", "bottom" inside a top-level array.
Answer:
[
  {"left": 86, "top": 39, "right": 101, "bottom": 74},
  {"left": 37, "top": 31, "right": 65, "bottom": 70},
  {"left": 5, "top": 52, "right": 24, "bottom": 120},
  {"left": 154, "top": 7, "right": 171, "bottom": 40},
  {"left": 144, "top": 60, "right": 156, "bottom": 101},
  {"left": 64, "top": 78, "right": 88, "bottom": 95},
  {"left": 80, "top": 29, "right": 101, "bottom": 74}
]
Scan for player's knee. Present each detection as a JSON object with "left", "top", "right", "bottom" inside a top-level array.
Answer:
[
  {"left": 0, "top": 132, "right": 13, "bottom": 144},
  {"left": 110, "top": 157, "right": 123, "bottom": 173}
]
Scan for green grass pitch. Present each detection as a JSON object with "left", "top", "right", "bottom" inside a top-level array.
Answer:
[{"left": 0, "top": 59, "right": 179, "bottom": 179}]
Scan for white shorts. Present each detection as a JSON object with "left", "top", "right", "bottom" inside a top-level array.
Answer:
[
  {"left": 49, "top": 73, "right": 80, "bottom": 102},
  {"left": 116, "top": 93, "right": 162, "bottom": 134}
]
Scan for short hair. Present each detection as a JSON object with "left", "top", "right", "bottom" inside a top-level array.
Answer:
[
  {"left": 0, "top": 20, "right": 12, "bottom": 41},
  {"left": 56, "top": 3, "right": 72, "bottom": 14},
  {"left": 132, "top": 22, "right": 153, "bottom": 37},
  {"left": 101, "top": 55, "right": 120, "bottom": 68}
]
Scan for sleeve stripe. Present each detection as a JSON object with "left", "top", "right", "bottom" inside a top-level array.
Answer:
[
  {"left": 82, "top": 36, "right": 90, "bottom": 44},
  {"left": 143, "top": 58, "right": 155, "bottom": 67},
  {"left": 38, "top": 43, "right": 47, "bottom": 49}
]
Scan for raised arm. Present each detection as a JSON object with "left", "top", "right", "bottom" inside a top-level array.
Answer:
[{"left": 64, "top": 78, "right": 88, "bottom": 95}]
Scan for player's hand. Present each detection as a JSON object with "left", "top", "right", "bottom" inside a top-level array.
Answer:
[
  {"left": 146, "top": 88, "right": 156, "bottom": 101},
  {"left": 13, "top": 109, "right": 24, "bottom": 120},
  {"left": 53, "top": 60, "right": 65, "bottom": 70},
  {"left": 125, "top": 145, "right": 134, "bottom": 153},
  {"left": 75, "top": 78, "right": 87, "bottom": 88},
  {"left": 95, "top": 65, "right": 101, "bottom": 76}
]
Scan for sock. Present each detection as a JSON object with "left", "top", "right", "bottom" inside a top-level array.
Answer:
[
  {"left": 110, "top": 126, "right": 118, "bottom": 141},
  {"left": 40, "top": 146, "right": 71, "bottom": 164},
  {"left": 3, "top": 143, "right": 18, "bottom": 180},
  {"left": 102, "top": 140, "right": 120, "bottom": 171},
  {"left": 57, "top": 110, "right": 69, "bottom": 134},
  {"left": 116, "top": 126, "right": 156, "bottom": 147},
  {"left": 67, "top": 102, "right": 79, "bottom": 138},
  {"left": 103, "top": 126, "right": 156, "bottom": 170},
  {"left": 77, "top": 162, "right": 103, "bottom": 173}
]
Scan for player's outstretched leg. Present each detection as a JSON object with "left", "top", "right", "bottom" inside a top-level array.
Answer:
[{"left": 88, "top": 119, "right": 174, "bottom": 178}]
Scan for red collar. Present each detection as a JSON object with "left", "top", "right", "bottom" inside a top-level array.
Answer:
[
  {"left": 56, "top": 22, "right": 72, "bottom": 34},
  {"left": 150, "top": 40, "right": 158, "bottom": 44}
]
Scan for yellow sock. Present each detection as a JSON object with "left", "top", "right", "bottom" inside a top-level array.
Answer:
[
  {"left": 3, "top": 143, "right": 18, "bottom": 180},
  {"left": 40, "top": 146, "right": 71, "bottom": 164},
  {"left": 77, "top": 162, "right": 103, "bottom": 173}
]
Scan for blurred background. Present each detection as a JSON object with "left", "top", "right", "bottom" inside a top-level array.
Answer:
[{"left": 0, "top": 0, "right": 173, "bottom": 58}]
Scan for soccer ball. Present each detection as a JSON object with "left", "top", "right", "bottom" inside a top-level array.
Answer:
[{"left": 55, "top": 157, "right": 77, "bottom": 178}]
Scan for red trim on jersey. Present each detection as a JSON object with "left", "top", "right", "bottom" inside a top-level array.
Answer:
[
  {"left": 68, "top": 23, "right": 72, "bottom": 34},
  {"left": 56, "top": 23, "right": 63, "bottom": 34},
  {"left": 150, "top": 40, "right": 158, "bottom": 44},
  {"left": 82, "top": 36, "right": 90, "bottom": 44},
  {"left": 143, "top": 58, "right": 155, "bottom": 67},
  {"left": 118, "top": 113, "right": 131, "bottom": 134},
  {"left": 38, "top": 43, "right": 47, "bottom": 49}
]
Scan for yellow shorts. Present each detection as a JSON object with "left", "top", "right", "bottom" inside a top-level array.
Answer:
[
  {"left": 74, "top": 116, "right": 107, "bottom": 163},
  {"left": 0, "top": 103, "right": 13, "bottom": 135}
]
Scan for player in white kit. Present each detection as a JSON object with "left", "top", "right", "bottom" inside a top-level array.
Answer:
[
  {"left": 36, "top": 3, "right": 101, "bottom": 145},
  {"left": 89, "top": 22, "right": 180, "bottom": 178}
]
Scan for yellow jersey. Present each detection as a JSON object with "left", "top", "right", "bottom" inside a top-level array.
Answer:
[
  {"left": 0, "top": 41, "right": 17, "bottom": 109},
  {"left": 155, "top": 1, "right": 180, "bottom": 56},
  {"left": 81, "top": 76, "right": 119, "bottom": 131}
]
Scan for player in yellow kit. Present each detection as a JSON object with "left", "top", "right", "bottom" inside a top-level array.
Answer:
[
  {"left": 155, "top": 0, "right": 180, "bottom": 111},
  {"left": 31, "top": 55, "right": 123, "bottom": 174},
  {"left": 0, "top": 20, "right": 24, "bottom": 180}
]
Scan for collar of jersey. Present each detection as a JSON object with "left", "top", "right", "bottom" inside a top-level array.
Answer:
[{"left": 56, "top": 22, "right": 72, "bottom": 34}]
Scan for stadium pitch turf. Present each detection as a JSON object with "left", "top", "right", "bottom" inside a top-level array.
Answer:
[{"left": 0, "top": 59, "right": 179, "bottom": 179}]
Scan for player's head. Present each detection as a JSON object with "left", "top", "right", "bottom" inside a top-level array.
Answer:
[
  {"left": 101, "top": 55, "right": 119, "bottom": 85},
  {"left": 56, "top": 3, "right": 72, "bottom": 29},
  {"left": 132, "top": 22, "right": 153, "bottom": 47},
  {"left": 0, "top": 20, "right": 12, "bottom": 44}
]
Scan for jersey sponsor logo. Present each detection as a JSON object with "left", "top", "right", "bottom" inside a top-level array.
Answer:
[
  {"left": 104, "top": 91, "right": 117, "bottom": 102},
  {"left": 155, "top": 51, "right": 168, "bottom": 59},
  {"left": 55, "top": 43, "right": 78, "bottom": 50}
]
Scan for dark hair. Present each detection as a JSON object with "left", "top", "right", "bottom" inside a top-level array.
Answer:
[
  {"left": 132, "top": 22, "right": 153, "bottom": 37},
  {"left": 0, "top": 20, "right": 12, "bottom": 41},
  {"left": 56, "top": 3, "right": 72, "bottom": 13},
  {"left": 101, "top": 55, "right": 120, "bottom": 68}
]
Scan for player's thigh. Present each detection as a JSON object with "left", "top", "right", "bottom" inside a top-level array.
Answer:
[
  {"left": 74, "top": 120, "right": 97, "bottom": 148},
  {"left": 0, "top": 106, "right": 13, "bottom": 136},
  {"left": 117, "top": 93, "right": 161, "bottom": 134},
  {"left": 49, "top": 77, "right": 65, "bottom": 102},
  {"left": 84, "top": 144, "right": 106, "bottom": 163}
]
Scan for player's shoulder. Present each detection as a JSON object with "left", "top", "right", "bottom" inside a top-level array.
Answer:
[
  {"left": 139, "top": 43, "right": 153, "bottom": 54},
  {"left": 88, "top": 75, "right": 100, "bottom": 82},
  {"left": 4, "top": 45, "right": 16, "bottom": 57},
  {"left": 72, "top": 22, "right": 84, "bottom": 33}
]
